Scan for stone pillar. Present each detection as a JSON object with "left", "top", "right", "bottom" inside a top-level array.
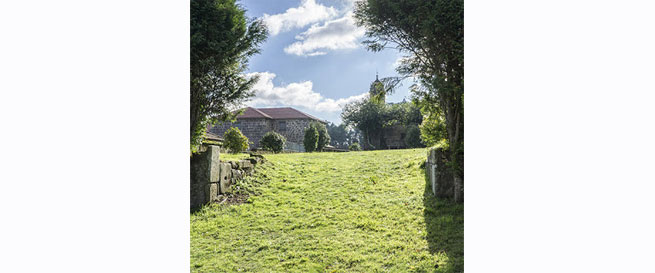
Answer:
[
  {"left": 190, "top": 145, "right": 221, "bottom": 209},
  {"left": 427, "top": 147, "right": 455, "bottom": 200}
]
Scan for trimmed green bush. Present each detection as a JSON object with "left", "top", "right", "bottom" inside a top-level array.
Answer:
[
  {"left": 223, "top": 127, "right": 249, "bottom": 154},
  {"left": 349, "top": 142, "right": 361, "bottom": 151},
  {"left": 309, "top": 122, "right": 331, "bottom": 151},
  {"left": 260, "top": 131, "right": 286, "bottom": 153},
  {"left": 303, "top": 126, "right": 319, "bottom": 152}
]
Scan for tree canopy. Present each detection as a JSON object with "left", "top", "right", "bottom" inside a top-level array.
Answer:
[{"left": 190, "top": 0, "right": 268, "bottom": 153}]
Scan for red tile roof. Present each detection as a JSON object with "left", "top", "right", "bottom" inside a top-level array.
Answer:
[
  {"left": 238, "top": 107, "right": 325, "bottom": 123},
  {"left": 238, "top": 107, "right": 273, "bottom": 119}
]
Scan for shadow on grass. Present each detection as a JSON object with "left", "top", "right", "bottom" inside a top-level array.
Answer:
[{"left": 423, "top": 169, "right": 464, "bottom": 273}]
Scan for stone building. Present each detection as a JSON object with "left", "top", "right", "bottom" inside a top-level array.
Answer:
[{"left": 208, "top": 107, "right": 326, "bottom": 152}]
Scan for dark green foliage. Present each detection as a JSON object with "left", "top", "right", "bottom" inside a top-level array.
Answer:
[
  {"left": 309, "top": 122, "right": 330, "bottom": 151},
  {"left": 349, "top": 142, "right": 362, "bottom": 151},
  {"left": 327, "top": 122, "right": 362, "bottom": 149},
  {"left": 303, "top": 126, "right": 319, "bottom": 152},
  {"left": 355, "top": 0, "right": 463, "bottom": 201},
  {"left": 190, "top": 0, "right": 268, "bottom": 153},
  {"left": 223, "top": 127, "right": 249, "bottom": 154},
  {"left": 260, "top": 131, "right": 286, "bottom": 153},
  {"left": 404, "top": 125, "right": 424, "bottom": 148},
  {"left": 342, "top": 97, "right": 422, "bottom": 150}
]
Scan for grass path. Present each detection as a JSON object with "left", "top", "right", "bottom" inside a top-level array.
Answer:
[{"left": 191, "top": 149, "right": 463, "bottom": 272}]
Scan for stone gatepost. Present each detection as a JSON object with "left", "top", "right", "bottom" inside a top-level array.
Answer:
[
  {"left": 190, "top": 145, "right": 221, "bottom": 209},
  {"left": 427, "top": 147, "right": 455, "bottom": 200}
]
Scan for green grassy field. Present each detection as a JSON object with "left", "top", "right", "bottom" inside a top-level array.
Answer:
[{"left": 191, "top": 149, "right": 463, "bottom": 272}]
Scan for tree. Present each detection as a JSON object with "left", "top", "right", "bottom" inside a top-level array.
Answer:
[
  {"left": 190, "top": 0, "right": 268, "bottom": 154},
  {"left": 260, "top": 131, "right": 286, "bottom": 153},
  {"left": 404, "top": 125, "right": 424, "bottom": 148},
  {"left": 349, "top": 142, "right": 362, "bottom": 151},
  {"left": 223, "top": 127, "right": 249, "bottom": 154},
  {"left": 354, "top": 0, "right": 464, "bottom": 202},
  {"left": 303, "top": 126, "right": 319, "bottom": 152},
  {"left": 327, "top": 122, "right": 362, "bottom": 149},
  {"left": 341, "top": 98, "right": 388, "bottom": 150},
  {"left": 309, "top": 122, "right": 330, "bottom": 151}
]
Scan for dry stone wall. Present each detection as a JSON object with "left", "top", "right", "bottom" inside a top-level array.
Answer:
[{"left": 190, "top": 145, "right": 266, "bottom": 209}]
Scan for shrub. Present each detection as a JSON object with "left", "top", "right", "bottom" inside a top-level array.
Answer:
[
  {"left": 260, "top": 131, "right": 286, "bottom": 153},
  {"left": 309, "top": 122, "right": 330, "bottom": 151},
  {"left": 404, "top": 125, "right": 424, "bottom": 148},
  {"left": 349, "top": 142, "right": 361, "bottom": 151},
  {"left": 223, "top": 127, "right": 249, "bottom": 154},
  {"left": 303, "top": 126, "right": 319, "bottom": 152}
]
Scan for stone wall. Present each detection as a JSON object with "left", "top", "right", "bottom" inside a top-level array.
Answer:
[
  {"left": 272, "top": 118, "right": 312, "bottom": 145},
  {"left": 426, "top": 147, "right": 456, "bottom": 199},
  {"left": 190, "top": 145, "right": 266, "bottom": 209}
]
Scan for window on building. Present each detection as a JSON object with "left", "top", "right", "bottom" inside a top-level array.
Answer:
[{"left": 278, "top": 121, "right": 287, "bottom": 131}]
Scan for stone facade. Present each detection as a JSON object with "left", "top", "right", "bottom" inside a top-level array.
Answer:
[
  {"left": 209, "top": 118, "right": 316, "bottom": 152},
  {"left": 209, "top": 119, "right": 272, "bottom": 148}
]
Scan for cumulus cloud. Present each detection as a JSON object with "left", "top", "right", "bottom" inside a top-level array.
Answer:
[
  {"left": 262, "top": 0, "right": 338, "bottom": 36},
  {"left": 284, "top": 12, "right": 366, "bottom": 57},
  {"left": 246, "top": 72, "right": 367, "bottom": 113}
]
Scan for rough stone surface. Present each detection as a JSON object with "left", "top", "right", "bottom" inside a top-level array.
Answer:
[
  {"left": 426, "top": 147, "right": 455, "bottom": 200},
  {"left": 209, "top": 118, "right": 317, "bottom": 151},
  {"left": 209, "top": 183, "right": 220, "bottom": 202},
  {"left": 208, "top": 146, "right": 221, "bottom": 182},
  {"left": 191, "top": 146, "right": 266, "bottom": 208},
  {"left": 191, "top": 145, "right": 221, "bottom": 209},
  {"left": 219, "top": 162, "right": 232, "bottom": 194},
  {"left": 238, "top": 160, "right": 253, "bottom": 171}
]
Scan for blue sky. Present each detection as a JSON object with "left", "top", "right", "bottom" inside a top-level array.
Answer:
[{"left": 239, "top": 0, "right": 411, "bottom": 124}]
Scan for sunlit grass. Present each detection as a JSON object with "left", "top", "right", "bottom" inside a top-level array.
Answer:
[{"left": 191, "top": 149, "right": 463, "bottom": 272}]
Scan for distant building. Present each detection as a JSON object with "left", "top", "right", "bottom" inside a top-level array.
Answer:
[
  {"left": 364, "top": 74, "right": 408, "bottom": 150},
  {"left": 208, "top": 107, "right": 326, "bottom": 152}
]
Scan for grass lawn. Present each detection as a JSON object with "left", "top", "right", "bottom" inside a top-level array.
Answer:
[
  {"left": 219, "top": 152, "right": 251, "bottom": 161},
  {"left": 191, "top": 149, "right": 463, "bottom": 272}
]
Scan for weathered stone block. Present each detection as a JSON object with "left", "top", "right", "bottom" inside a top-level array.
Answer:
[
  {"left": 190, "top": 145, "right": 221, "bottom": 209},
  {"left": 209, "top": 183, "right": 220, "bottom": 202},
  {"left": 208, "top": 146, "right": 221, "bottom": 183},
  {"left": 238, "top": 160, "right": 253, "bottom": 170},
  {"left": 219, "top": 162, "right": 233, "bottom": 194},
  {"left": 428, "top": 147, "right": 455, "bottom": 200},
  {"left": 231, "top": 169, "right": 243, "bottom": 181}
]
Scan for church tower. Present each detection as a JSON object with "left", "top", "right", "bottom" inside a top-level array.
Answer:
[{"left": 369, "top": 72, "right": 385, "bottom": 103}]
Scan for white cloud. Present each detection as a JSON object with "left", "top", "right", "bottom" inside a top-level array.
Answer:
[
  {"left": 263, "top": 0, "right": 338, "bottom": 36},
  {"left": 246, "top": 72, "right": 367, "bottom": 113},
  {"left": 284, "top": 12, "right": 366, "bottom": 57}
]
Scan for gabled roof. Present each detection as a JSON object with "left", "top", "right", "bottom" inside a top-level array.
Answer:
[
  {"left": 238, "top": 107, "right": 273, "bottom": 119},
  {"left": 237, "top": 107, "right": 326, "bottom": 123}
]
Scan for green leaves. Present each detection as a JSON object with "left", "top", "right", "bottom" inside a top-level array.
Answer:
[
  {"left": 303, "top": 126, "right": 319, "bottom": 152},
  {"left": 190, "top": 0, "right": 268, "bottom": 154},
  {"left": 223, "top": 127, "right": 249, "bottom": 154}
]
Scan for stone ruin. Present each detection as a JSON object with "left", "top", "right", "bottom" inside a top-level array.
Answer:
[{"left": 190, "top": 145, "right": 266, "bottom": 209}]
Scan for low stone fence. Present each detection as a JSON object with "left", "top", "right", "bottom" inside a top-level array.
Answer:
[
  {"left": 190, "top": 145, "right": 266, "bottom": 209},
  {"left": 426, "top": 147, "right": 456, "bottom": 199}
]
